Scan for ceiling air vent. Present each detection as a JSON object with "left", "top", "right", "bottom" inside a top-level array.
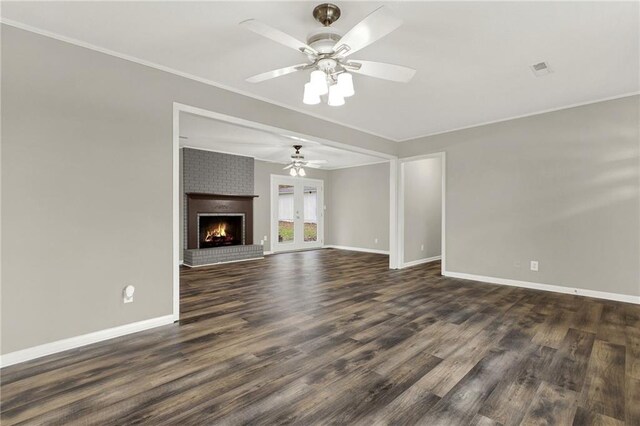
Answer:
[{"left": 530, "top": 61, "right": 553, "bottom": 77}]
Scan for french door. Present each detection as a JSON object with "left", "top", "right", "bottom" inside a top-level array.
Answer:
[{"left": 271, "top": 175, "right": 324, "bottom": 252}]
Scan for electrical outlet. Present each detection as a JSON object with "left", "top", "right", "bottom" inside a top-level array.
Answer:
[
  {"left": 264, "top": 235, "right": 268, "bottom": 241},
  {"left": 260, "top": 239, "right": 264, "bottom": 245},
  {"left": 421, "top": 244, "right": 424, "bottom": 251},
  {"left": 530, "top": 261, "right": 539, "bottom": 272},
  {"left": 123, "top": 285, "right": 135, "bottom": 304},
  {"left": 374, "top": 238, "right": 379, "bottom": 244}
]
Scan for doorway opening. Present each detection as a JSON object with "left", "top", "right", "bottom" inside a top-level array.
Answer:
[
  {"left": 397, "top": 153, "right": 446, "bottom": 272},
  {"left": 172, "top": 102, "right": 397, "bottom": 320}
]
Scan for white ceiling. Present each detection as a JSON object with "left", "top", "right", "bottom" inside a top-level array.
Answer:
[
  {"left": 3, "top": 1, "right": 638, "bottom": 141},
  {"left": 179, "top": 112, "right": 387, "bottom": 169}
]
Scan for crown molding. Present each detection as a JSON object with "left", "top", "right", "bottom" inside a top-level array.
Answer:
[
  {"left": 397, "top": 91, "right": 640, "bottom": 143},
  {"left": 0, "top": 18, "right": 397, "bottom": 142},
  {"left": 181, "top": 145, "right": 387, "bottom": 171}
]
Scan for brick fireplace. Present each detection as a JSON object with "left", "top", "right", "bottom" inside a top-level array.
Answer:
[
  {"left": 184, "top": 193, "right": 263, "bottom": 266},
  {"left": 181, "top": 149, "right": 263, "bottom": 267}
]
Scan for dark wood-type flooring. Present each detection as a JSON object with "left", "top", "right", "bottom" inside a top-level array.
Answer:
[{"left": 2, "top": 249, "right": 639, "bottom": 425}]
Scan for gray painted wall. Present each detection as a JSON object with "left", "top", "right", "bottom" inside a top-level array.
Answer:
[
  {"left": 400, "top": 95, "right": 640, "bottom": 297},
  {"left": 1, "top": 25, "right": 393, "bottom": 354},
  {"left": 328, "top": 163, "right": 390, "bottom": 251},
  {"left": 403, "top": 158, "right": 442, "bottom": 263},
  {"left": 254, "top": 160, "right": 331, "bottom": 253}
]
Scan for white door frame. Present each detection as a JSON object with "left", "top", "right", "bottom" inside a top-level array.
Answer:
[
  {"left": 397, "top": 152, "right": 446, "bottom": 273},
  {"left": 270, "top": 174, "right": 325, "bottom": 252},
  {"left": 389, "top": 159, "right": 400, "bottom": 269}
]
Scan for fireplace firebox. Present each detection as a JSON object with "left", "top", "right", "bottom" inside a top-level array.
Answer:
[
  {"left": 184, "top": 193, "right": 261, "bottom": 266},
  {"left": 186, "top": 193, "right": 257, "bottom": 250},
  {"left": 198, "top": 214, "right": 245, "bottom": 248}
]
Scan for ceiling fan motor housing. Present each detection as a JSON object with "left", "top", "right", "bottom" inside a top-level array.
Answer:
[
  {"left": 306, "top": 27, "right": 343, "bottom": 55},
  {"left": 313, "top": 3, "right": 341, "bottom": 26}
]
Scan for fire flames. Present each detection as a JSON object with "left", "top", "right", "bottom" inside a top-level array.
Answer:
[{"left": 204, "top": 223, "right": 227, "bottom": 242}]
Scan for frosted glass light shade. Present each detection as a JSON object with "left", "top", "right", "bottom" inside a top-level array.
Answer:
[
  {"left": 298, "top": 167, "right": 306, "bottom": 177},
  {"left": 289, "top": 167, "right": 298, "bottom": 176},
  {"left": 337, "top": 72, "right": 354, "bottom": 97},
  {"left": 303, "top": 83, "right": 320, "bottom": 105},
  {"left": 328, "top": 84, "right": 345, "bottom": 106},
  {"left": 310, "top": 70, "right": 328, "bottom": 95}
]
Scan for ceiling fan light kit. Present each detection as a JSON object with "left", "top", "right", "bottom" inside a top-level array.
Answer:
[
  {"left": 290, "top": 166, "right": 306, "bottom": 177},
  {"left": 241, "top": 3, "right": 416, "bottom": 107},
  {"left": 327, "top": 83, "right": 345, "bottom": 106},
  {"left": 303, "top": 82, "right": 321, "bottom": 105},
  {"left": 310, "top": 69, "right": 329, "bottom": 95},
  {"left": 284, "top": 145, "right": 326, "bottom": 177},
  {"left": 337, "top": 72, "right": 354, "bottom": 97}
]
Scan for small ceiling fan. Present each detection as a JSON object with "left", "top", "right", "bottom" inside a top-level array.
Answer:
[
  {"left": 240, "top": 3, "right": 416, "bottom": 106},
  {"left": 283, "top": 145, "right": 327, "bottom": 176}
]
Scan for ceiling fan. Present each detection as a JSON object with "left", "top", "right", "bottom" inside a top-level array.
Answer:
[
  {"left": 240, "top": 3, "right": 416, "bottom": 106},
  {"left": 283, "top": 145, "right": 327, "bottom": 176}
]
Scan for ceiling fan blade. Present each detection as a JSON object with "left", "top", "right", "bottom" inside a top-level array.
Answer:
[
  {"left": 240, "top": 19, "right": 318, "bottom": 57},
  {"left": 305, "top": 159, "right": 328, "bottom": 164},
  {"left": 246, "top": 64, "right": 308, "bottom": 83},
  {"left": 283, "top": 164, "right": 294, "bottom": 170},
  {"left": 305, "top": 163, "right": 323, "bottom": 169},
  {"left": 332, "top": 6, "right": 403, "bottom": 58},
  {"left": 344, "top": 60, "right": 416, "bottom": 82}
]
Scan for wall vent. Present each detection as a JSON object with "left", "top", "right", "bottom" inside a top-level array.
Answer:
[{"left": 530, "top": 61, "right": 553, "bottom": 77}]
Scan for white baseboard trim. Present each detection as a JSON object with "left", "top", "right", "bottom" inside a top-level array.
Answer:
[
  {"left": 0, "top": 314, "right": 176, "bottom": 368},
  {"left": 264, "top": 251, "right": 273, "bottom": 255},
  {"left": 402, "top": 255, "right": 441, "bottom": 269},
  {"left": 443, "top": 271, "right": 640, "bottom": 305},
  {"left": 324, "top": 245, "right": 390, "bottom": 255}
]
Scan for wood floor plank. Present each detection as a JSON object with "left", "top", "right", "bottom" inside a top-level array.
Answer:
[
  {"left": 520, "top": 381, "right": 578, "bottom": 425},
  {"left": 480, "top": 345, "right": 556, "bottom": 426},
  {"left": 471, "top": 414, "right": 504, "bottom": 426},
  {"left": 533, "top": 309, "right": 572, "bottom": 349},
  {"left": 625, "top": 375, "right": 640, "bottom": 425},
  {"left": 544, "top": 328, "right": 596, "bottom": 392},
  {"left": 573, "top": 406, "right": 626, "bottom": 426},
  {"left": 359, "top": 385, "right": 441, "bottom": 425},
  {"left": 580, "top": 339, "right": 627, "bottom": 421},
  {"left": 626, "top": 325, "right": 640, "bottom": 380},
  {"left": 597, "top": 305, "right": 628, "bottom": 346},
  {"left": 1, "top": 249, "right": 637, "bottom": 425},
  {"left": 419, "top": 347, "right": 523, "bottom": 424}
]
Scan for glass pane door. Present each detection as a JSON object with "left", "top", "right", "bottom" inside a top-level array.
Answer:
[
  {"left": 303, "top": 186, "right": 318, "bottom": 242},
  {"left": 277, "top": 184, "right": 295, "bottom": 245},
  {"left": 272, "top": 176, "right": 323, "bottom": 252},
  {"left": 301, "top": 183, "right": 323, "bottom": 250}
]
